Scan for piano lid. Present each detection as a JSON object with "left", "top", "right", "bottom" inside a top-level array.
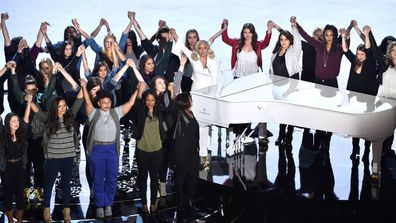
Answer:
[{"left": 192, "top": 72, "right": 396, "bottom": 115}]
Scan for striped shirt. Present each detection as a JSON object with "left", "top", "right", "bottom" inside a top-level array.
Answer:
[{"left": 47, "top": 120, "right": 76, "bottom": 159}]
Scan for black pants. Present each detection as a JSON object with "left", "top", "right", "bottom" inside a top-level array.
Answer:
[
  {"left": 181, "top": 76, "right": 192, "bottom": 93},
  {"left": 26, "top": 137, "right": 45, "bottom": 188},
  {"left": 135, "top": 148, "right": 162, "bottom": 205},
  {"left": 159, "top": 140, "right": 171, "bottom": 182},
  {"left": 1, "top": 161, "right": 25, "bottom": 211},
  {"left": 173, "top": 155, "right": 199, "bottom": 206}
]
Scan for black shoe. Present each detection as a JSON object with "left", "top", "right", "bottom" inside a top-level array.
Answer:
[{"left": 275, "top": 138, "right": 282, "bottom": 146}]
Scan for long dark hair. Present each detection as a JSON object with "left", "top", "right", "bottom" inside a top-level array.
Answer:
[
  {"left": 87, "top": 77, "right": 103, "bottom": 105},
  {"left": 272, "top": 30, "right": 294, "bottom": 54},
  {"left": 380, "top": 36, "right": 396, "bottom": 56},
  {"left": 4, "top": 113, "right": 27, "bottom": 149},
  {"left": 139, "top": 55, "right": 156, "bottom": 84},
  {"left": 323, "top": 24, "right": 338, "bottom": 54},
  {"left": 59, "top": 40, "right": 73, "bottom": 59},
  {"left": 238, "top": 23, "right": 258, "bottom": 52},
  {"left": 126, "top": 30, "right": 139, "bottom": 53},
  {"left": 47, "top": 97, "right": 75, "bottom": 136},
  {"left": 174, "top": 92, "right": 192, "bottom": 111},
  {"left": 354, "top": 44, "right": 366, "bottom": 72},
  {"left": 141, "top": 89, "right": 158, "bottom": 118}
]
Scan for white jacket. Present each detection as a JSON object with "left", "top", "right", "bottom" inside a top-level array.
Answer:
[{"left": 270, "top": 25, "right": 302, "bottom": 77}]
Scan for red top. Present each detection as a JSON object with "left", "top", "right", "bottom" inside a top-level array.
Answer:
[{"left": 222, "top": 28, "right": 272, "bottom": 70}]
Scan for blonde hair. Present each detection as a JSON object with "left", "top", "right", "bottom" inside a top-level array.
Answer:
[
  {"left": 103, "top": 32, "right": 117, "bottom": 62},
  {"left": 191, "top": 40, "right": 215, "bottom": 61},
  {"left": 38, "top": 58, "right": 54, "bottom": 71}
]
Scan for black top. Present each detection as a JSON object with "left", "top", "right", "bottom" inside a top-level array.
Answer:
[
  {"left": 301, "top": 41, "right": 316, "bottom": 82},
  {"left": 5, "top": 141, "right": 25, "bottom": 160},
  {"left": 171, "top": 111, "right": 199, "bottom": 164},
  {"left": 345, "top": 48, "right": 377, "bottom": 96},
  {"left": 272, "top": 52, "right": 289, "bottom": 77}
]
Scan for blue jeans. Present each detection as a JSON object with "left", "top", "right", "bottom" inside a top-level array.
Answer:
[
  {"left": 44, "top": 157, "right": 74, "bottom": 207},
  {"left": 88, "top": 143, "right": 119, "bottom": 207}
]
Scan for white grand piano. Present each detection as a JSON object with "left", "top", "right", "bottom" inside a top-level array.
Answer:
[{"left": 191, "top": 72, "right": 396, "bottom": 194}]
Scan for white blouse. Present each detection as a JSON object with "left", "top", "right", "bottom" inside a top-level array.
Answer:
[
  {"left": 233, "top": 50, "right": 259, "bottom": 78},
  {"left": 378, "top": 66, "right": 396, "bottom": 99}
]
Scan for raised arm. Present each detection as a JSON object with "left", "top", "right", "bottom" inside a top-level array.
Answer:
[
  {"left": 289, "top": 16, "right": 302, "bottom": 55},
  {"left": 132, "top": 12, "right": 147, "bottom": 41},
  {"left": 81, "top": 78, "right": 94, "bottom": 115},
  {"left": 149, "top": 20, "right": 168, "bottom": 43},
  {"left": 9, "top": 61, "right": 26, "bottom": 104},
  {"left": 55, "top": 62, "right": 79, "bottom": 90},
  {"left": 341, "top": 30, "right": 349, "bottom": 53},
  {"left": 23, "top": 94, "right": 33, "bottom": 123},
  {"left": 91, "top": 18, "right": 111, "bottom": 38},
  {"left": 173, "top": 53, "right": 187, "bottom": 96},
  {"left": 113, "top": 41, "right": 126, "bottom": 64},
  {"left": 209, "top": 22, "right": 227, "bottom": 45},
  {"left": 121, "top": 82, "right": 139, "bottom": 115},
  {"left": 295, "top": 18, "right": 322, "bottom": 49},
  {"left": 1, "top": 13, "right": 11, "bottom": 47},
  {"left": 72, "top": 19, "right": 91, "bottom": 40},
  {"left": 0, "top": 60, "right": 14, "bottom": 77},
  {"left": 351, "top": 20, "right": 366, "bottom": 42},
  {"left": 79, "top": 45, "right": 90, "bottom": 78},
  {"left": 221, "top": 19, "right": 238, "bottom": 46},
  {"left": 35, "top": 22, "right": 47, "bottom": 48},
  {"left": 363, "top": 25, "right": 371, "bottom": 49},
  {"left": 123, "top": 11, "right": 135, "bottom": 35}
]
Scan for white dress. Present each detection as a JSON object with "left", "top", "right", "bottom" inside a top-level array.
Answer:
[{"left": 378, "top": 66, "right": 396, "bottom": 99}]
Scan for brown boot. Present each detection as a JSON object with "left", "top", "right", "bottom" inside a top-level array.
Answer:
[
  {"left": 16, "top": 209, "right": 23, "bottom": 223},
  {"left": 5, "top": 210, "right": 14, "bottom": 223},
  {"left": 63, "top": 207, "right": 71, "bottom": 223},
  {"left": 43, "top": 207, "right": 52, "bottom": 223}
]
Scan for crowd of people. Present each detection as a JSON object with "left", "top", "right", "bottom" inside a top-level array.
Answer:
[{"left": 0, "top": 10, "right": 395, "bottom": 222}]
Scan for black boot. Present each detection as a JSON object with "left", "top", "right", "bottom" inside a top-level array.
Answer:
[
  {"left": 275, "top": 124, "right": 286, "bottom": 146},
  {"left": 362, "top": 141, "right": 371, "bottom": 163}
]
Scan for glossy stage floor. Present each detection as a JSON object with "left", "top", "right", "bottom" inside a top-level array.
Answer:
[{"left": 1, "top": 123, "right": 396, "bottom": 222}]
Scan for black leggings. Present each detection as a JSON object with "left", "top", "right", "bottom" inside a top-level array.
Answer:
[
  {"left": 135, "top": 148, "right": 162, "bottom": 205},
  {"left": 1, "top": 161, "right": 25, "bottom": 210}
]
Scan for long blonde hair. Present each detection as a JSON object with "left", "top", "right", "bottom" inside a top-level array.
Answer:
[
  {"left": 103, "top": 33, "right": 117, "bottom": 62},
  {"left": 191, "top": 40, "right": 215, "bottom": 61}
]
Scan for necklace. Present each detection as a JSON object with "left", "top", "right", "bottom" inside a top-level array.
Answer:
[{"left": 323, "top": 52, "right": 329, "bottom": 68}]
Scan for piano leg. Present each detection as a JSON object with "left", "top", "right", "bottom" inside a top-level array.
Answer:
[{"left": 370, "top": 137, "right": 386, "bottom": 199}]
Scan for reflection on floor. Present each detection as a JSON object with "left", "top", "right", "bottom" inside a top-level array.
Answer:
[{"left": 1, "top": 125, "right": 396, "bottom": 222}]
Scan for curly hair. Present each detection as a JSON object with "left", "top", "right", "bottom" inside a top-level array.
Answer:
[
  {"left": 47, "top": 97, "right": 76, "bottom": 136},
  {"left": 191, "top": 40, "right": 215, "bottom": 61},
  {"left": 4, "top": 113, "right": 27, "bottom": 150},
  {"left": 238, "top": 23, "right": 258, "bottom": 53}
]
